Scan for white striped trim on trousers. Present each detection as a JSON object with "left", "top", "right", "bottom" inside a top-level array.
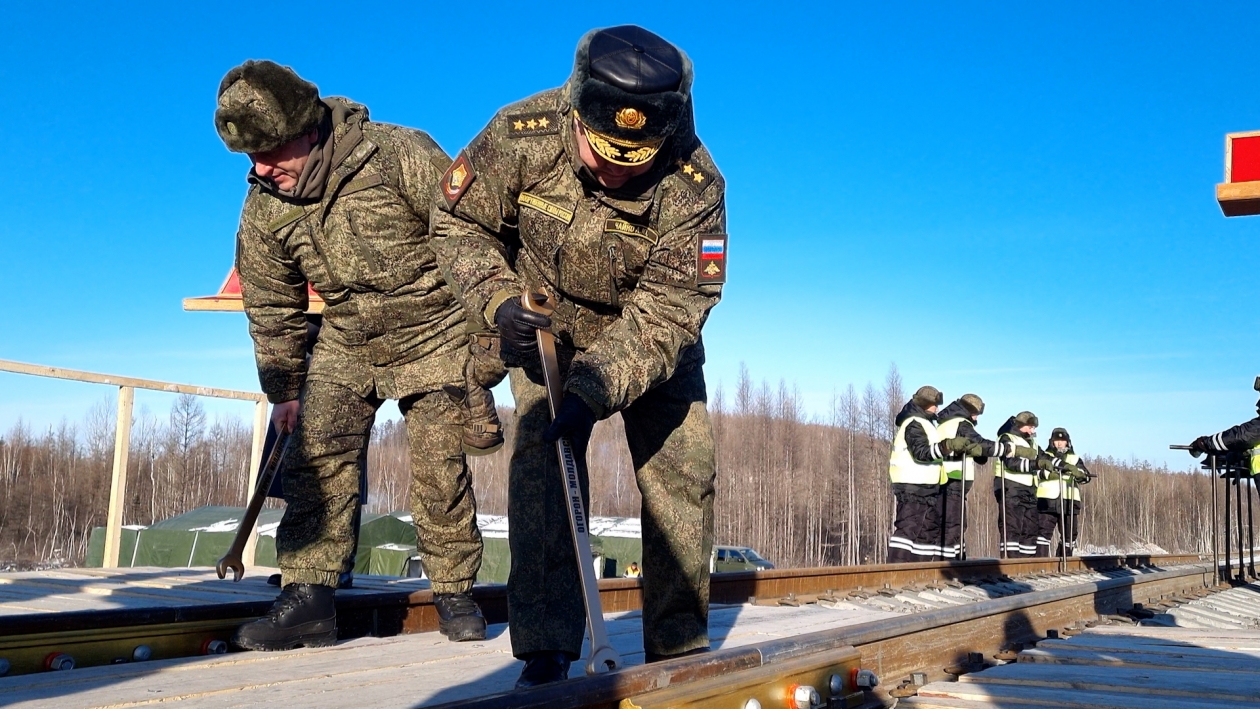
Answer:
[{"left": 889, "top": 536, "right": 943, "bottom": 557}]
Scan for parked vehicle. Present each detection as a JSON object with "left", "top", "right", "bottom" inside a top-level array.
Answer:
[{"left": 711, "top": 545, "right": 774, "bottom": 572}]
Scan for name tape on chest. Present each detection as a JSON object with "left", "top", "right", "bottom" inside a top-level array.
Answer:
[
  {"left": 696, "top": 234, "right": 728, "bottom": 286},
  {"left": 440, "top": 153, "right": 476, "bottom": 209},
  {"left": 518, "top": 192, "right": 574, "bottom": 224},
  {"left": 506, "top": 112, "right": 561, "bottom": 138},
  {"left": 340, "top": 172, "right": 384, "bottom": 197},
  {"left": 268, "top": 206, "right": 310, "bottom": 233},
  {"left": 603, "top": 218, "right": 658, "bottom": 244}
]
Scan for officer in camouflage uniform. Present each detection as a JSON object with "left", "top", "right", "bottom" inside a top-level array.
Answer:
[
  {"left": 213, "top": 60, "right": 503, "bottom": 650},
  {"left": 430, "top": 26, "right": 725, "bottom": 686}
]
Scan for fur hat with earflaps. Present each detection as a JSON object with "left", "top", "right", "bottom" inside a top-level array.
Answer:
[
  {"left": 570, "top": 26, "right": 693, "bottom": 166},
  {"left": 214, "top": 60, "right": 325, "bottom": 154},
  {"left": 912, "top": 386, "right": 944, "bottom": 410}
]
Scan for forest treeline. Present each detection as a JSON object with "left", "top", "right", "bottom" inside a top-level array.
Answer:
[{"left": 1, "top": 365, "right": 1217, "bottom": 569}]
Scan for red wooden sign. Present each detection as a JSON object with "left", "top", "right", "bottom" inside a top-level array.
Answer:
[{"left": 1217, "top": 131, "right": 1260, "bottom": 217}]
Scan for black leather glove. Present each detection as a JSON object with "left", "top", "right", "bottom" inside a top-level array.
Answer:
[
  {"left": 1190, "top": 435, "right": 1216, "bottom": 456},
  {"left": 543, "top": 395, "right": 597, "bottom": 447},
  {"left": 494, "top": 297, "right": 552, "bottom": 356}
]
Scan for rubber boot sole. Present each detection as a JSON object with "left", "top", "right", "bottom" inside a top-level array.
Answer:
[
  {"left": 439, "top": 618, "right": 487, "bottom": 642},
  {"left": 233, "top": 622, "right": 338, "bottom": 651}
]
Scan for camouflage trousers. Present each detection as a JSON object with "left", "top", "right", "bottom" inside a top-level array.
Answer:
[
  {"left": 506, "top": 361, "right": 715, "bottom": 659},
  {"left": 276, "top": 377, "right": 482, "bottom": 593}
]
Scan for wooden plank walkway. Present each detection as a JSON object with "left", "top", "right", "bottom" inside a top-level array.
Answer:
[
  {"left": 903, "top": 584, "right": 1260, "bottom": 708},
  {"left": 0, "top": 601, "right": 901, "bottom": 708}
]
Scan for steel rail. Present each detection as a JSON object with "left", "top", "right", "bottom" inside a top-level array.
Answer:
[
  {"left": 0, "top": 555, "right": 1218, "bottom": 677},
  {"left": 431, "top": 562, "right": 1216, "bottom": 709}
]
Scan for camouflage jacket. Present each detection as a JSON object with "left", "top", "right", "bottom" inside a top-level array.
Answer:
[
  {"left": 235, "top": 98, "right": 467, "bottom": 403},
  {"left": 431, "top": 87, "right": 726, "bottom": 418}
]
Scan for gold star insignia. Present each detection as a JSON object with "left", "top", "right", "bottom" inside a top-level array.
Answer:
[
  {"left": 682, "top": 164, "right": 694, "bottom": 175},
  {"left": 526, "top": 119, "right": 538, "bottom": 129},
  {"left": 537, "top": 117, "right": 549, "bottom": 128},
  {"left": 692, "top": 171, "right": 705, "bottom": 183},
  {"left": 513, "top": 120, "right": 524, "bottom": 131}
]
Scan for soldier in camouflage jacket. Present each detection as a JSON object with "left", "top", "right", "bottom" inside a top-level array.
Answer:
[
  {"left": 431, "top": 26, "right": 727, "bottom": 685},
  {"left": 215, "top": 60, "right": 497, "bottom": 650}
]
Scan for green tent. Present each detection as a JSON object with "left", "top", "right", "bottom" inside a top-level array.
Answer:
[
  {"left": 86, "top": 507, "right": 645, "bottom": 584},
  {"left": 85, "top": 506, "right": 416, "bottom": 572}
]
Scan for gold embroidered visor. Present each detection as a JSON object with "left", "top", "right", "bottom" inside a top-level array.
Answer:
[{"left": 576, "top": 112, "right": 664, "bottom": 166}]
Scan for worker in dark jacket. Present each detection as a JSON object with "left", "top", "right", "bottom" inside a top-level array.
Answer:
[
  {"left": 887, "top": 386, "right": 973, "bottom": 562},
  {"left": 994, "top": 412, "right": 1063, "bottom": 557},
  {"left": 1037, "top": 427, "right": 1090, "bottom": 556},
  {"left": 936, "top": 394, "right": 1020, "bottom": 559},
  {"left": 1191, "top": 377, "right": 1260, "bottom": 463}
]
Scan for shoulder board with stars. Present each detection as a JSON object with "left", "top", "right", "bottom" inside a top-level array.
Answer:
[
  {"left": 675, "top": 158, "right": 716, "bottom": 195},
  {"left": 505, "top": 111, "right": 559, "bottom": 138}
]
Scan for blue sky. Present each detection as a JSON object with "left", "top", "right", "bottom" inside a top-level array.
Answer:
[{"left": 1, "top": 1, "right": 1258, "bottom": 468}]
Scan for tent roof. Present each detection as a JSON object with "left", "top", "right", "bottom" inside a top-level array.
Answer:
[
  {"left": 142, "top": 507, "right": 642, "bottom": 540},
  {"left": 393, "top": 513, "right": 642, "bottom": 539}
]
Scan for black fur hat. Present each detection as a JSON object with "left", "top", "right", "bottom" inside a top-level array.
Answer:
[
  {"left": 214, "top": 60, "right": 324, "bottom": 154},
  {"left": 570, "top": 26, "right": 693, "bottom": 165}
]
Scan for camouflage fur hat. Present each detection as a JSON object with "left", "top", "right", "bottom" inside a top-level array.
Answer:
[
  {"left": 1014, "top": 411, "right": 1039, "bottom": 428},
  {"left": 570, "top": 25, "right": 693, "bottom": 166},
  {"left": 912, "top": 385, "right": 944, "bottom": 409},
  {"left": 215, "top": 60, "right": 324, "bottom": 154},
  {"left": 959, "top": 393, "right": 985, "bottom": 416}
]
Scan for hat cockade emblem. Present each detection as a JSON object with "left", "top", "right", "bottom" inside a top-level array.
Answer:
[{"left": 616, "top": 107, "right": 647, "bottom": 130}]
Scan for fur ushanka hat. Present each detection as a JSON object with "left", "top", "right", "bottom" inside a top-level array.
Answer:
[
  {"left": 570, "top": 26, "right": 693, "bottom": 166},
  {"left": 215, "top": 60, "right": 324, "bottom": 154}
]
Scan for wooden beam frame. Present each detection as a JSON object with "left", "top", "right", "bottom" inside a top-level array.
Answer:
[{"left": 0, "top": 358, "right": 268, "bottom": 568}]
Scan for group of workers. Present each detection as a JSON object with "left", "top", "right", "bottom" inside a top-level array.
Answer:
[
  {"left": 217, "top": 25, "right": 723, "bottom": 687},
  {"left": 887, "top": 386, "right": 1093, "bottom": 563}
]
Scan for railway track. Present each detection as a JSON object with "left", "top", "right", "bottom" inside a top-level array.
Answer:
[
  {"left": 443, "top": 557, "right": 1217, "bottom": 708},
  {"left": 0, "top": 554, "right": 1204, "bottom": 678},
  {"left": 0, "top": 553, "right": 1230, "bottom": 708}
]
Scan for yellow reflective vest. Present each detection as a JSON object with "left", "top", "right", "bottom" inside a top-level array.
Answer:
[
  {"left": 997, "top": 432, "right": 1038, "bottom": 487},
  {"left": 1250, "top": 443, "right": 1260, "bottom": 476},
  {"left": 938, "top": 416, "right": 975, "bottom": 483},
  {"left": 889, "top": 415, "right": 943, "bottom": 485},
  {"left": 1037, "top": 452, "right": 1082, "bottom": 502}
]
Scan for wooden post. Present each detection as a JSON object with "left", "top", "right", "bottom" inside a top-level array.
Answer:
[
  {"left": 103, "top": 386, "right": 135, "bottom": 568},
  {"left": 243, "top": 399, "right": 269, "bottom": 567}
]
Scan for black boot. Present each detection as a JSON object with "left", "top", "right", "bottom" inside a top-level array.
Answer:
[
  {"left": 233, "top": 583, "right": 337, "bottom": 651},
  {"left": 514, "top": 651, "right": 573, "bottom": 688},
  {"left": 434, "top": 592, "right": 487, "bottom": 641}
]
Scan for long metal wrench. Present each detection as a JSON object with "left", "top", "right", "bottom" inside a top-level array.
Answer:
[
  {"left": 523, "top": 291, "right": 620, "bottom": 675},
  {"left": 958, "top": 456, "right": 968, "bottom": 561},
  {"left": 217, "top": 425, "right": 290, "bottom": 582},
  {"left": 1058, "top": 469, "right": 1067, "bottom": 573},
  {"left": 1212, "top": 453, "right": 1221, "bottom": 583},
  {"left": 999, "top": 463, "right": 1008, "bottom": 559}
]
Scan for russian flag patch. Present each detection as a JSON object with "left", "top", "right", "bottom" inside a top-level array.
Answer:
[{"left": 696, "top": 234, "right": 728, "bottom": 285}]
